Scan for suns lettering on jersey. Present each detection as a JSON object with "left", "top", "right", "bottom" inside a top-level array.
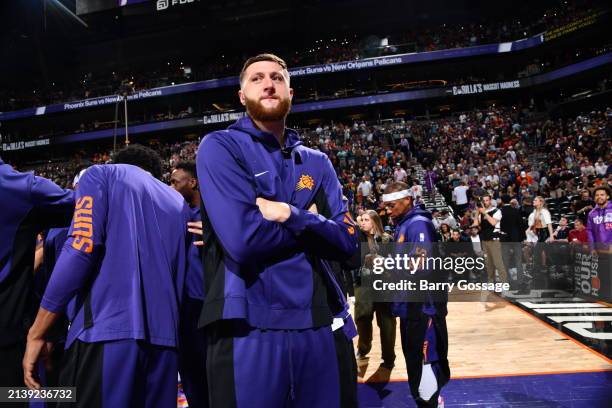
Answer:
[{"left": 72, "top": 196, "right": 94, "bottom": 253}]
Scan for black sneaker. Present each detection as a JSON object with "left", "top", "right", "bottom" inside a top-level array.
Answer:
[
  {"left": 380, "top": 362, "right": 395, "bottom": 370},
  {"left": 356, "top": 351, "right": 368, "bottom": 360}
]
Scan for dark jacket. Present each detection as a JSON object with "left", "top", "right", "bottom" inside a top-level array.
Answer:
[
  {"left": 196, "top": 117, "right": 358, "bottom": 330},
  {"left": 500, "top": 204, "right": 525, "bottom": 242}
]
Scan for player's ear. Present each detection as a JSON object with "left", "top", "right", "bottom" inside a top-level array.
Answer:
[{"left": 238, "top": 89, "right": 246, "bottom": 106}]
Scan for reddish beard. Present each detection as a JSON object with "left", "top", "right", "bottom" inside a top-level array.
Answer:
[{"left": 244, "top": 95, "right": 291, "bottom": 122}]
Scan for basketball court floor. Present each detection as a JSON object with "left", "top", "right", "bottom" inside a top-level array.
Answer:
[{"left": 355, "top": 290, "right": 611, "bottom": 407}]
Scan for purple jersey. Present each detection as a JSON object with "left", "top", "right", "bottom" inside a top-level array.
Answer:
[
  {"left": 41, "top": 164, "right": 191, "bottom": 348},
  {"left": 185, "top": 206, "right": 204, "bottom": 300},
  {"left": 0, "top": 159, "right": 74, "bottom": 345},
  {"left": 392, "top": 206, "right": 438, "bottom": 318},
  {"left": 587, "top": 202, "right": 612, "bottom": 244}
]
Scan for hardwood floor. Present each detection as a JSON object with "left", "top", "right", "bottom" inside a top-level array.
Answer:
[{"left": 352, "top": 299, "right": 611, "bottom": 383}]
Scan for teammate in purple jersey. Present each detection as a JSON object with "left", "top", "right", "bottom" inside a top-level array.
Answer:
[
  {"left": 0, "top": 157, "right": 74, "bottom": 396},
  {"left": 382, "top": 181, "right": 450, "bottom": 408},
  {"left": 23, "top": 145, "right": 192, "bottom": 408},
  {"left": 196, "top": 53, "right": 358, "bottom": 407},
  {"left": 170, "top": 161, "right": 208, "bottom": 408}
]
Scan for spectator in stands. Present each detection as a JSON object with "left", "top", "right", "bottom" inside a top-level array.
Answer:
[
  {"left": 399, "top": 137, "right": 410, "bottom": 157},
  {"left": 569, "top": 218, "right": 589, "bottom": 244},
  {"left": 358, "top": 175, "right": 373, "bottom": 204},
  {"left": 459, "top": 209, "right": 473, "bottom": 230},
  {"left": 431, "top": 209, "right": 441, "bottom": 229},
  {"left": 528, "top": 196, "right": 554, "bottom": 243},
  {"left": 409, "top": 179, "right": 423, "bottom": 203},
  {"left": 595, "top": 158, "right": 608, "bottom": 176},
  {"left": 447, "top": 228, "right": 476, "bottom": 281},
  {"left": 437, "top": 209, "right": 458, "bottom": 230},
  {"left": 468, "top": 225, "right": 484, "bottom": 257},
  {"left": 552, "top": 217, "right": 570, "bottom": 242},
  {"left": 573, "top": 190, "right": 595, "bottom": 223},
  {"left": 424, "top": 167, "right": 437, "bottom": 199},
  {"left": 394, "top": 165, "right": 407, "bottom": 183},
  {"left": 16, "top": 103, "right": 611, "bottom": 254},
  {"left": 580, "top": 160, "right": 596, "bottom": 177},
  {"left": 437, "top": 223, "right": 452, "bottom": 242},
  {"left": 450, "top": 229, "right": 469, "bottom": 244},
  {"left": 517, "top": 171, "right": 532, "bottom": 188},
  {"left": 521, "top": 197, "right": 534, "bottom": 220},
  {"left": 452, "top": 180, "right": 469, "bottom": 214}
]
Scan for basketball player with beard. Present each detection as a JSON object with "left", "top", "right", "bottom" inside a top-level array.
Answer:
[{"left": 195, "top": 54, "right": 358, "bottom": 407}]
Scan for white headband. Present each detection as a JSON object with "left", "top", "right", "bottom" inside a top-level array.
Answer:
[{"left": 382, "top": 189, "right": 412, "bottom": 202}]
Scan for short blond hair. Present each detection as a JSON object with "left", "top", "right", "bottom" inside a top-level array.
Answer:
[{"left": 239, "top": 53, "right": 288, "bottom": 86}]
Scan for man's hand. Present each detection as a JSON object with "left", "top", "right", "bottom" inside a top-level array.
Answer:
[
  {"left": 308, "top": 203, "right": 318, "bottom": 214},
  {"left": 23, "top": 335, "right": 47, "bottom": 389},
  {"left": 256, "top": 197, "right": 291, "bottom": 223},
  {"left": 477, "top": 207, "right": 487, "bottom": 214},
  {"left": 188, "top": 221, "right": 204, "bottom": 246},
  {"left": 23, "top": 307, "right": 59, "bottom": 389}
]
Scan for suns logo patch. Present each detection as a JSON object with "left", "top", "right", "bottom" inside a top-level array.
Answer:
[{"left": 296, "top": 174, "right": 315, "bottom": 191}]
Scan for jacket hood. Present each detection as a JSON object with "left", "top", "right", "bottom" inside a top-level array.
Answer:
[
  {"left": 594, "top": 201, "right": 612, "bottom": 212},
  {"left": 229, "top": 116, "right": 302, "bottom": 151},
  {"left": 398, "top": 205, "right": 433, "bottom": 226}
]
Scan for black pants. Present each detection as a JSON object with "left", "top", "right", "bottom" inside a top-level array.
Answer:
[
  {"left": 502, "top": 242, "right": 526, "bottom": 288},
  {"left": 399, "top": 313, "right": 450, "bottom": 408},
  {"left": 0, "top": 341, "right": 27, "bottom": 408},
  {"left": 178, "top": 297, "right": 208, "bottom": 408}
]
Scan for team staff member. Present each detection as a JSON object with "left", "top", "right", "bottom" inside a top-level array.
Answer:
[
  {"left": 170, "top": 161, "right": 208, "bottom": 408},
  {"left": 23, "top": 146, "right": 192, "bottom": 408},
  {"left": 587, "top": 186, "right": 612, "bottom": 244},
  {"left": 196, "top": 53, "right": 358, "bottom": 408},
  {"left": 0, "top": 157, "right": 74, "bottom": 400},
  {"left": 382, "top": 182, "right": 449, "bottom": 408}
]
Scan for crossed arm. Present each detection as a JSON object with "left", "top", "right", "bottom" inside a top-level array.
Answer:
[{"left": 189, "top": 199, "right": 318, "bottom": 246}]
